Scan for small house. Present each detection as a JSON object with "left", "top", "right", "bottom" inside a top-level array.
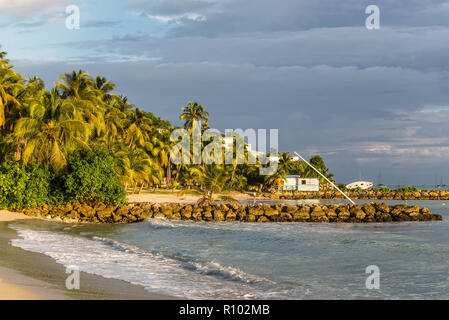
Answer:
[{"left": 282, "top": 175, "right": 320, "bottom": 191}]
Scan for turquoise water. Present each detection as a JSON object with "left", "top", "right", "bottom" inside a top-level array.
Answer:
[{"left": 9, "top": 200, "right": 449, "bottom": 299}]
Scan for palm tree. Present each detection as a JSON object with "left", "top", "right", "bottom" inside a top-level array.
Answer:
[
  {"left": 179, "top": 102, "right": 209, "bottom": 131},
  {"left": 115, "top": 148, "right": 162, "bottom": 193},
  {"left": 55, "top": 70, "right": 105, "bottom": 137},
  {"left": 124, "top": 108, "right": 153, "bottom": 149},
  {"left": 0, "top": 51, "right": 10, "bottom": 68},
  {"left": 145, "top": 133, "right": 173, "bottom": 182},
  {"left": 188, "top": 164, "right": 231, "bottom": 204},
  {"left": 13, "top": 90, "right": 89, "bottom": 171},
  {"left": 94, "top": 76, "right": 116, "bottom": 103},
  {"left": 0, "top": 65, "right": 24, "bottom": 129}
]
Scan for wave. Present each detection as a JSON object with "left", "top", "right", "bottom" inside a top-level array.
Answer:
[{"left": 9, "top": 224, "right": 284, "bottom": 299}]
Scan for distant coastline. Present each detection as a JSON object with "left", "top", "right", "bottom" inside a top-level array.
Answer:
[{"left": 262, "top": 190, "right": 449, "bottom": 201}]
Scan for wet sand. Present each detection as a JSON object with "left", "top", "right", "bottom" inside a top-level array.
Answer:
[{"left": 0, "top": 218, "right": 176, "bottom": 300}]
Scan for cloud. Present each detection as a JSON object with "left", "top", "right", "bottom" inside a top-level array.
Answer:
[
  {"left": 54, "top": 25, "right": 449, "bottom": 73},
  {"left": 12, "top": 57, "right": 449, "bottom": 185},
  {"left": 5, "top": 0, "right": 449, "bottom": 184},
  {"left": 144, "top": 0, "right": 449, "bottom": 37},
  {"left": 0, "top": 0, "right": 68, "bottom": 17},
  {"left": 150, "top": 0, "right": 216, "bottom": 15},
  {"left": 146, "top": 13, "right": 206, "bottom": 24},
  {"left": 83, "top": 20, "right": 122, "bottom": 28}
]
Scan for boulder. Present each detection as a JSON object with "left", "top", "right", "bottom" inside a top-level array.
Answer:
[
  {"left": 181, "top": 210, "right": 192, "bottom": 220},
  {"left": 192, "top": 211, "right": 203, "bottom": 221},
  {"left": 326, "top": 210, "right": 338, "bottom": 222},
  {"left": 279, "top": 212, "right": 292, "bottom": 222},
  {"left": 226, "top": 211, "right": 237, "bottom": 221},
  {"left": 213, "top": 210, "right": 225, "bottom": 221},
  {"left": 203, "top": 211, "right": 213, "bottom": 221}
]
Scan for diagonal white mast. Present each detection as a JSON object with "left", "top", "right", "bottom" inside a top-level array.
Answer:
[{"left": 294, "top": 152, "right": 355, "bottom": 205}]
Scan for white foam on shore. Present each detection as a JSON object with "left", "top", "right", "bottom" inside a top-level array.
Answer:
[{"left": 9, "top": 225, "right": 292, "bottom": 299}]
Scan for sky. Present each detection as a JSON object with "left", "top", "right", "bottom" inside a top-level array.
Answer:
[{"left": 1, "top": 0, "right": 449, "bottom": 185}]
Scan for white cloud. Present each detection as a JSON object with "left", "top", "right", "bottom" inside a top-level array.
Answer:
[
  {"left": 146, "top": 13, "right": 206, "bottom": 24},
  {"left": 0, "top": 0, "right": 67, "bottom": 17}
]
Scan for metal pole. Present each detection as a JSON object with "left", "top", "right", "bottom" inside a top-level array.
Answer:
[{"left": 294, "top": 152, "right": 355, "bottom": 205}]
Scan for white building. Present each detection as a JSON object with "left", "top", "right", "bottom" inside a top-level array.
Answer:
[{"left": 282, "top": 175, "right": 320, "bottom": 191}]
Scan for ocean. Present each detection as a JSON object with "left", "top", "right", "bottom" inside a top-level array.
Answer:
[{"left": 8, "top": 199, "right": 449, "bottom": 299}]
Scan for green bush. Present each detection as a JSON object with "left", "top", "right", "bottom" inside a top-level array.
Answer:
[
  {"left": 0, "top": 162, "right": 53, "bottom": 209},
  {"left": 61, "top": 150, "right": 127, "bottom": 205},
  {"left": 396, "top": 186, "right": 419, "bottom": 193}
]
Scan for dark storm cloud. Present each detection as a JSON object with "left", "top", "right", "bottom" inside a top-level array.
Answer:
[
  {"left": 140, "top": 0, "right": 449, "bottom": 37},
  {"left": 11, "top": 58, "right": 449, "bottom": 184},
  {"left": 151, "top": 0, "right": 215, "bottom": 15},
  {"left": 55, "top": 26, "right": 449, "bottom": 73},
  {"left": 7, "top": 0, "right": 449, "bottom": 184}
]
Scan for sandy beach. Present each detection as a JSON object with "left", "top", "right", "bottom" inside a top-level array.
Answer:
[
  {"left": 0, "top": 192, "right": 256, "bottom": 300},
  {"left": 0, "top": 210, "right": 176, "bottom": 300},
  {"left": 127, "top": 190, "right": 257, "bottom": 204}
]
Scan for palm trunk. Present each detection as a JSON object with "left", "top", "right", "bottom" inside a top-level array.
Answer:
[
  {"left": 167, "top": 164, "right": 171, "bottom": 182},
  {"left": 139, "top": 183, "right": 144, "bottom": 194}
]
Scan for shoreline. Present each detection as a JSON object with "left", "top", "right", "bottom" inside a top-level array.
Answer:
[
  {"left": 0, "top": 217, "right": 177, "bottom": 300},
  {"left": 262, "top": 190, "right": 449, "bottom": 201}
]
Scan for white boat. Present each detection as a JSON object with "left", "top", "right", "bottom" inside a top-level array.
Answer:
[{"left": 346, "top": 181, "right": 373, "bottom": 190}]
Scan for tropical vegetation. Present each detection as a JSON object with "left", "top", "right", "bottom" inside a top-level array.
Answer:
[{"left": 0, "top": 49, "right": 334, "bottom": 207}]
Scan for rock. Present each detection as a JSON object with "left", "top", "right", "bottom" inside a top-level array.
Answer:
[
  {"left": 236, "top": 210, "right": 247, "bottom": 221},
  {"left": 337, "top": 210, "right": 350, "bottom": 222},
  {"left": 404, "top": 205, "right": 420, "bottom": 214},
  {"left": 14, "top": 201, "right": 440, "bottom": 225},
  {"left": 351, "top": 210, "right": 366, "bottom": 221},
  {"left": 247, "top": 214, "right": 257, "bottom": 222},
  {"left": 381, "top": 213, "right": 392, "bottom": 222},
  {"left": 409, "top": 212, "right": 422, "bottom": 221},
  {"left": 226, "top": 211, "right": 237, "bottom": 221},
  {"left": 181, "top": 210, "right": 192, "bottom": 220},
  {"left": 264, "top": 208, "right": 279, "bottom": 219},
  {"left": 203, "top": 211, "right": 213, "bottom": 221},
  {"left": 362, "top": 204, "right": 376, "bottom": 216},
  {"left": 327, "top": 210, "right": 338, "bottom": 222},
  {"left": 171, "top": 213, "right": 182, "bottom": 220},
  {"left": 160, "top": 207, "right": 173, "bottom": 218},
  {"left": 192, "top": 211, "right": 203, "bottom": 221},
  {"left": 285, "top": 206, "right": 298, "bottom": 214},
  {"left": 248, "top": 206, "right": 264, "bottom": 216},
  {"left": 279, "top": 212, "right": 292, "bottom": 222},
  {"left": 292, "top": 211, "right": 310, "bottom": 222},
  {"left": 213, "top": 210, "right": 225, "bottom": 221},
  {"left": 310, "top": 208, "right": 329, "bottom": 223},
  {"left": 115, "top": 205, "right": 133, "bottom": 216}
]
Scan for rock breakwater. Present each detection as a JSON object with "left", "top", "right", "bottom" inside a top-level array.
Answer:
[{"left": 17, "top": 202, "right": 442, "bottom": 224}]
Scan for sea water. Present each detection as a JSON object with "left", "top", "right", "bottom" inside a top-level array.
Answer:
[{"left": 8, "top": 200, "right": 449, "bottom": 299}]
